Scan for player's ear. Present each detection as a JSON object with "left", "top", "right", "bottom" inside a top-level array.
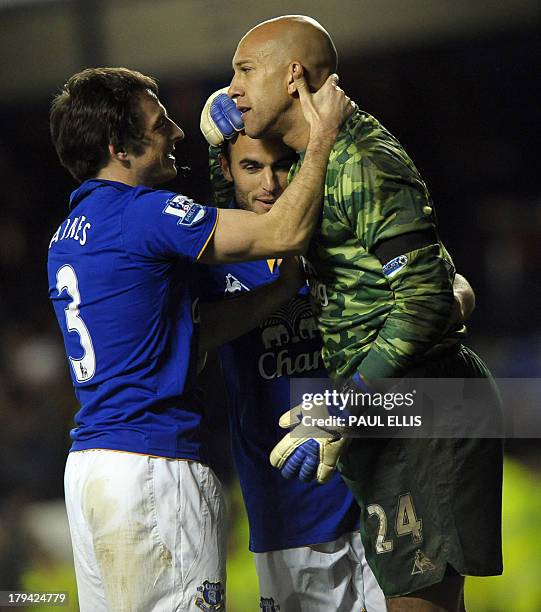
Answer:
[
  {"left": 287, "top": 62, "right": 305, "bottom": 95},
  {"left": 108, "top": 143, "right": 129, "bottom": 162},
  {"left": 219, "top": 153, "right": 233, "bottom": 182}
]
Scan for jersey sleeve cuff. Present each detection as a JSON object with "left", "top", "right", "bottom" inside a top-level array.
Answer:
[
  {"left": 196, "top": 208, "right": 219, "bottom": 260},
  {"left": 356, "top": 348, "right": 402, "bottom": 379}
]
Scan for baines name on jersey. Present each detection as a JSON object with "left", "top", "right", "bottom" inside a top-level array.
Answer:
[{"left": 49, "top": 215, "right": 92, "bottom": 248}]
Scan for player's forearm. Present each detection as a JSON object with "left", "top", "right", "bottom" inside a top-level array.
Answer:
[
  {"left": 264, "top": 131, "right": 337, "bottom": 255},
  {"left": 202, "top": 131, "right": 337, "bottom": 263},
  {"left": 198, "top": 277, "right": 297, "bottom": 353},
  {"left": 452, "top": 273, "right": 475, "bottom": 322},
  {"left": 359, "top": 290, "right": 454, "bottom": 379},
  {"left": 357, "top": 244, "right": 455, "bottom": 379}
]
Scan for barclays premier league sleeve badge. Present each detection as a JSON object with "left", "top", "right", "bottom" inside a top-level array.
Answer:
[
  {"left": 382, "top": 254, "right": 408, "bottom": 278},
  {"left": 163, "top": 195, "right": 206, "bottom": 226}
]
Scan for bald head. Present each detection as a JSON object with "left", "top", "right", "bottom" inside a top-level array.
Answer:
[
  {"left": 228, "top": 15, "right": 338, "bottom": 145},
  {"left": 240, "top": 15, "right": 337, "bottom": 90}
]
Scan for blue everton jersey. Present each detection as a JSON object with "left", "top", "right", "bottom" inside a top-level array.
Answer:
[
  {"left": 48, "top": 179, "right": 217, "bottom": 461},
  {"left": 197, "top": 249, "right": 360, "bottom": 552}
]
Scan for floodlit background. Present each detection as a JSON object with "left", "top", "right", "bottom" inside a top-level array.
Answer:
[{"left": 0, "top": 1, "right": 540, "bottom": 609}]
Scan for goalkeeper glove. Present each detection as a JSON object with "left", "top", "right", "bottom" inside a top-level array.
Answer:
[
  {"left": 270, "top": 373, "right": 376, "bottom": 483},
  {"left": 200, "top": 87, "right": 244, "bottom": 145},
  {"left": 270, "top": 405, "right": 350, "bottom": 484}
]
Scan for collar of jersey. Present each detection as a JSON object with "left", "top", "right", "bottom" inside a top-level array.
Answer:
[
  {"left": 228, "top": 197, "right": 276, "bottom": 273},
  {"left": 69, "top": 178, "right": 133, "bottom": 210}
]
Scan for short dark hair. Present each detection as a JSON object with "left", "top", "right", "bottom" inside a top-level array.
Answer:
[
  {"left": 50, "top": 67, "right": 159, "bottom": 182},
  {"left": 219, "top": 141, "right": 230, "bottom": 162}
]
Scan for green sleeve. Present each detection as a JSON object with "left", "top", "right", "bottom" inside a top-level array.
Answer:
[
  {"left": 340, "top": 147, "right": 436, "bottom": 250},
  {"left": 339, "top": 148, "right": 455, "bottom": 378},
  {"left": 358, "top": 243, "right": 455, "bottom": 379},
  {"left": 209, "top": 145, "right": 234, "bottom": 208}
]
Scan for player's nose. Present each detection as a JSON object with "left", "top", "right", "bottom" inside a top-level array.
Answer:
[
  {"left": 228, "top": 77, "right": 242, "bottom": 100},
  {"left": 171, "top": 121, "right": 184, "bottom": 142},
  {"left": 262, "top": 169, "right": 280, "bottom": 192}
]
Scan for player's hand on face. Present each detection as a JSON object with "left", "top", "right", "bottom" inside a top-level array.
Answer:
[{"left": 292, "top": 65, "right": 356, "bottom": 137}]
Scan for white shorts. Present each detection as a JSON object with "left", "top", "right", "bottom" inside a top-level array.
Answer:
[
  {"left": 64, "top": 450, "right": 226, "bottom": 611},
  {"left": 254, "top": 531, "right": 387, "bottom": 612}
]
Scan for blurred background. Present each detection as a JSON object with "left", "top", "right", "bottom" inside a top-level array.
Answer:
[{"left": 0, "top": 0, "right": 540, "bottom": 610}]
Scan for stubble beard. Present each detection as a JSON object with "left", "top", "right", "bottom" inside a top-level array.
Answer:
[{"left": 245, "top": 101, "right": 291, "bottom": 142}]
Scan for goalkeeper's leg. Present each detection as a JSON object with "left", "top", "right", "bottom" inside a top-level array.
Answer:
[{"left": 338, "top": 346, "right": 502, "bottom": 610}]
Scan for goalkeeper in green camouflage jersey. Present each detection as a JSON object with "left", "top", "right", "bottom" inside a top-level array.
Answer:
[{"left": 227, "top": 14, "right": 503, "bottom": 612}]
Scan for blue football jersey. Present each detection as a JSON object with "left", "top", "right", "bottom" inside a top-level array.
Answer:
[
  {"left": 197, "top": 228, "right": 360, "bottom": 552},
  {"left": 48, "top": 179, "right": 217, "bottom": 461}
]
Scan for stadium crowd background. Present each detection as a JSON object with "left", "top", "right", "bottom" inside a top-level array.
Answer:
[{"left": 0, "top": 1, "right": 539, "bottom": 609}]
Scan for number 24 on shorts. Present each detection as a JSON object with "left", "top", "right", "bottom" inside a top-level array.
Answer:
[{"left": 368, "top": 492, "right": 422, "bottom": 554}]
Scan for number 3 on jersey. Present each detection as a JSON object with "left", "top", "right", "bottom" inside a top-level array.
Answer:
[{"left": 56, "top": 264, "right": 96, "bottom": 382}]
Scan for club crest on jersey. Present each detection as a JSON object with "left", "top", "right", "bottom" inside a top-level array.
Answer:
[
  {"left": 382, "top": 255, "right": 408, "bottom": 278},
  {"left": 163, "top": 195, "right": 206, "bottom": 226},
  {"left": 195, "top": 580, "right": 224, "bottom": 611},
  {"left": 260, "top": 596, "right": 280, "bottom": 611}
]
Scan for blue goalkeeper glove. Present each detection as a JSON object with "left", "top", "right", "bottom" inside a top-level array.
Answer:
[
  {"left": 269, "top": 405, "right": 350, "bottom": 484},
  {"left": 270, "top": 373, "right": 372, "bottom": 483},
  {"left": 200, "top": 87, "right": 244, "bottom": 145}
]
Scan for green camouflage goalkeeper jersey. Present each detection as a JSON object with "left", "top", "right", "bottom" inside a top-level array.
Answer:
[
  {"left": 291, "top": 110, "right": 464, "bottom": 381},
  {"left": 209, "top": 145, "right": 234, "bottom": 208}
]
